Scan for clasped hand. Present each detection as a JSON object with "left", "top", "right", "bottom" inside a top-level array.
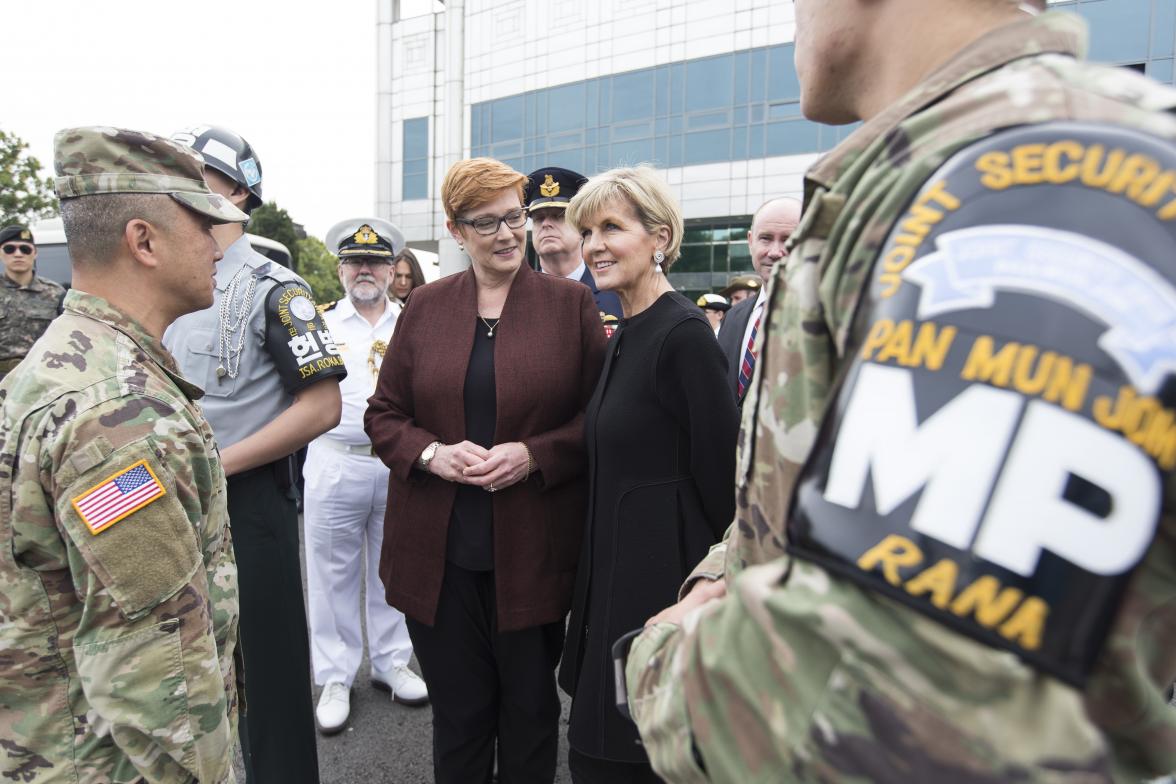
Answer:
[{"left": 427, "top": 441, "right": 530, "bottom": 492}]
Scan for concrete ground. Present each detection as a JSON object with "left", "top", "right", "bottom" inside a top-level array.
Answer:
[{"left": 232, "top": 516, "right": 575, "bottom": 783}]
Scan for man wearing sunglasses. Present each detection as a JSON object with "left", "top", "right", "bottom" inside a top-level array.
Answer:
[
  {"left": 0, "top": 225, "right": 65, "bottom": 381},
  {"left": 304, "top": 217, "right": 428, "bottom": 737}
]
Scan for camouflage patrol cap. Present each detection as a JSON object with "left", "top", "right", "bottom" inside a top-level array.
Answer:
[{"left": 53, "top": 126, "right": 248, "bottom": 224}]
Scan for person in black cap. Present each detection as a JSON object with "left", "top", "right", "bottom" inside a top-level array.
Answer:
[
  {"left": 0, "top": 225, "right": 65, "bottom": 381},
  {"left": 526, "top": 167, "right": 623, "bottom": 322}
]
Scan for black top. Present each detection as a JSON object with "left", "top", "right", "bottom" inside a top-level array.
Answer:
[
  {"left": 445, "top": 317, "right": 498, "bottom": 570},
  {"left": 559, "top": 291, "right": 739, "bottom": 762}
]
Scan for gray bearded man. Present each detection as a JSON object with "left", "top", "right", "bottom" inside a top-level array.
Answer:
[{"left": 306, "top": 218, "right": 428, "bottom": 736}]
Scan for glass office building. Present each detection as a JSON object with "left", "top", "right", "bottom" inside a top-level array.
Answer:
[{"left": 378, "top": 0, "right": 1175, "bottom": 296}]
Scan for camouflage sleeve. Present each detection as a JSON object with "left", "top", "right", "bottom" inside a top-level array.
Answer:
[
  {"left": 678, "top": 527, "right": 730, "bottom": 599},
  {"left": 627, "top": 560, "right": 793, "bottom": 784},
  {"left": 48, "top": 407, "right": 235, "bottom": 783}
]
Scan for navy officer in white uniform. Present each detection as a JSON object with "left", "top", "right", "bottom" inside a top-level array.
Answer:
[
  {"left": 308, "top": 218, "right": 429, "bottom": 734},
  {"left": 165, "top": 126, "right": 346, "bottom": 784}
]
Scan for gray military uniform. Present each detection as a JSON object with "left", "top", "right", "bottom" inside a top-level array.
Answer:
[{"left": 164, "top": 233, "right": 344, "bottom": 783}]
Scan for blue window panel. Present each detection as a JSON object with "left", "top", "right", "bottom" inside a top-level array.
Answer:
[
  {"left": 611, "top": 139, "right": 654, "bottom": 167},
  {"left": 685, "top": 128, "right": 731, "bottom": 165},
  {"left": 670, "top": 116, "right": 684, "bottom": 134},
  {"left": 403, "top": 157, "right": 427, "bottom": 175},
  {"left": 767, "top": 119, "right": 819, "bottom": 156},
  {"left": 403, "top": 117, "right": 428, "bottom": 159},
  {"left": 655, "top": 66, "right": 671, "bottom": 116},
  {"left": 687, "top": 109, "right": 730, "bottom": 129},
  {"left": 526, "top": 93, "right": 538, "bottom": 137},
  {"left": 653, "top": 136, "right": 670, "bottom": 167},
  {"left": 403, "top": 172, "right": 427, "bottom": 200},
  {"left": 768, "top": 102, "right": 803, "bottom": 119},
  {"left": 548, "top": 82, "right": 585, "bottom": 133},
  {"left": 613, "top": 121, "right": 654, "bottom": 141},
  {"left": 493, "top": 141, "right": 522, "bottom": 158},
  {"left": 750, "top": 48, "right": 768, "bottom": 102},
  {"left": 598, "top": 79, "right": 613, "bottom": 128},
  {"left": 1080, "top": 0, "right": 1150, "bottom": 63},
  {"left": 470, "top": 105, "right": 481, "bottom": 148},
  {"left": 734, "top": 50, "right": 751, "bottom": 105},
  {"left": 547, "top": 149, "right": 585, "bottom": 173},
  {"left": 655, "top": 116, "right": 670, "bottom": 135},
  {"left": 481, "top": 107, "right": 492, "bottom": 148},
  {"left": 597, "top": 144, "right": 611, "bottom": 172},
  {"left": 586, "top": 80, "right": 600, "bottom": 127},
  {"left": 531, "top": 136, "right": 547, "bottom": 153},
  {"left": 1154, "top": 0, "right": 1176, "bottom": 58},
  {"left": 502, "top": 157, "right": 524, "bottom": 172},
  {"left": 732, "top": 105, "right": 748, "bottom": 125},
  {"left": 750, "top": 104, "right": 765, "bottom": 123},
  {"left": 1150, "top": 58, "right": 1175, "bottom": 83},
  {"left": 586, "top": 127, "right": 599, "bottom": 145},
  {"left": 768, "top": 45, "right": 800, "bottom": 102},
  {"left": 668, "top": 134, "right": 684, "bottom": 167},
  {"left": 472, "top": 144, "right": 489, "bottom": 158},
  {"left": 492, "top": 96, "right": 524, "bottom": 141},
  {"left": 748, "top": 123, "right": 765, "bottom": 158},
  {"left": 686, "top": 54, "right": 733, "bottom": 112},
  {"left": 732, "top": 125, "right": 748, "bottom": 160},
  {"left": 671, "top": 62, "right": 687, "bottom": 115},
  {"left": 549, "top": 131, "right": 583, "bottom": 150},
  {"left": 613, "top": 69, "right": 655, "bottom": 122}
]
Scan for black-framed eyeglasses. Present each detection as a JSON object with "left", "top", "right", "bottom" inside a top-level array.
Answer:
[
  {"left": 2, "top": 244, "right": 33, "bottom": 255},
  {"left": 455, "top": 208, "right": 527, "bottom": 236}
]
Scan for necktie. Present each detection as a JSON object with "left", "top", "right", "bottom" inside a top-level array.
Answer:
[{"left": 738, "top": 309, "right": 762, "bottom": 398}]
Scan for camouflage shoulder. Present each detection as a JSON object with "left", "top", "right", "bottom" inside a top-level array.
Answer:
[{"left": 35, "top": 276, "right": 66, "bottom": 295}]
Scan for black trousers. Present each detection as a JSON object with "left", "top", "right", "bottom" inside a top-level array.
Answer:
[
  {"left": 568, "top": 749, "right": 665, "bottom": 784},
  {"left": 229, "top": 461, "right": 320, "bottom": 784},
  {"left": 406, "top": 564, "right": 563, "bottom": 784}
]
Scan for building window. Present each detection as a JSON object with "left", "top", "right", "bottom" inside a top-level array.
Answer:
[
  {"left": 403, "top": 117, "right": 429, "bottom": 200},
  {"left": 670, "top": 218, "right": 754, "bottom": 302}
]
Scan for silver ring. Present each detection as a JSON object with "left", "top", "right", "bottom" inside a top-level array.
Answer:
[{"left": 489, "top": 483, "right": 496, "bottom": 493}]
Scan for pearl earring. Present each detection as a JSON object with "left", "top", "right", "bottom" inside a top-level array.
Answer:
[{"left": 653, "top": 250, "right": 665, "bottom": 273}]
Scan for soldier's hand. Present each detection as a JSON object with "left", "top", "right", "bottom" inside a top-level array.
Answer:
[
  {"left": 645, "top": 577, "right": 727, "bottom": 627},
  {"left": 462, "top": 441, "right": 530, "bottom": 492},
  {"left": 431, "top": 441, "right": 491, "bottom": 483}
]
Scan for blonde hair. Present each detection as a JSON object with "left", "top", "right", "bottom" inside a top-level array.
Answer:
[
  {"left": 566, "top": 166, "right": 684, "bottom": 268},
  {"left": 440, "top": 158, "right": 527, "bottom": 222}
]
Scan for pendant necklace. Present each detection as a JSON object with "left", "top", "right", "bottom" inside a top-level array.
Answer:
[{"left": 478, "top": 315, "right": 500, "bottom": 339}]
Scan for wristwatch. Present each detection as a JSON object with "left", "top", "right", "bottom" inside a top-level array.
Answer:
[{"left": 418, "top": 441, "right": 442, "bottom": 472}]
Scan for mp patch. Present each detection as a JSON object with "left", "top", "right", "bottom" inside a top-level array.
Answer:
[{"left": 788, "top": 121, "right": 1176, "bottom": 686}]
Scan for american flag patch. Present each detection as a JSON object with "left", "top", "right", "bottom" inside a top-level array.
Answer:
[{"left": 71, "top": 459, "right": 167, "bottom": 535}]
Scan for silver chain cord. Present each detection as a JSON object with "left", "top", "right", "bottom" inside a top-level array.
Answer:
[{"left": 216, "top": 264, "right": 260, "bottom": 379}]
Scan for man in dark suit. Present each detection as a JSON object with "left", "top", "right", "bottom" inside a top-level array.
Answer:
[
  {"left": 526, "top": 166, "right": 624, "bottom": 321},
  {"left": 717, "top": 197, "right": 802, "bottom": 405}
]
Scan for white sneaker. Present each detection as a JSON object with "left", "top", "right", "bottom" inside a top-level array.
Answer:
[
  {"left": 371, "top": 664, "right": 429, "bottom": 706},
  {"left": 315, "top": 681, "right": 350, "bottom": 735}
]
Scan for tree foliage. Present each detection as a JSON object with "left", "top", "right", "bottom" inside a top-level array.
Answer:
[
  {"left": 0, "top": 129, "right": 56, "bottom": 226},
  {"left": 296, "top": 237, "right": 344, "bottom": 304},
  {"left": 247, "top": 201, "right": 302, "bottom": 267}
]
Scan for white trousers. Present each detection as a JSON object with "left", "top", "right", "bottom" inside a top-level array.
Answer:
[{"left": 303, "top": 441, "right": 412, "bottom": 686}]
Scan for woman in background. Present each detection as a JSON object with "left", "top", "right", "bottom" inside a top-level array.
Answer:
[
  {"left": 559, "top": 166, "right": 739, "bottom": 783},
  {"left": 390, "top": 247, "right": 426, "bottom": 305}
]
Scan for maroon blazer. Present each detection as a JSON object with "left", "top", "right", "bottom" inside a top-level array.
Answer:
[{"left": 364, "top": 264, "right": 607, "bottom": 632}]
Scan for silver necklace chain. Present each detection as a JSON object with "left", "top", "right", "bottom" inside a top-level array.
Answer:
[
  {"left": 478, "top": 315, "right": 500, "bottom": 338},
  {"left": 216, "top": 264, "right": 260, "bottom": 379}
]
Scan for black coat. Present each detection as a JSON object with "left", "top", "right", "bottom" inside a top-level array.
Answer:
[
  {"left": 559, "top": 291, "right": 739, "bottom": 762},
  {"left": 716, "top": 295, "right": 757, "bottom": 405}
]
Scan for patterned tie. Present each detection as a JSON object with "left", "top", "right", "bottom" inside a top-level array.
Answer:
[{"left": 738, "top": 309, "right": 762, "bottom": 398}]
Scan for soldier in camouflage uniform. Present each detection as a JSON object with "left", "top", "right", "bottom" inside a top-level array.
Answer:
[
  {"left": 623, "top": 2, "right": 1176, "bottom": 782},
  {"left": 0, "top": 127, "right": 248, "bottom": 783},
  {"left": 0, "top": 225, "right": 65, "bottom": 381}
]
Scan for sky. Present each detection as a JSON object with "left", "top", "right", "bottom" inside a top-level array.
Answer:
[{"left": 1, "top": 0, "right": 439, "bottom": 240}]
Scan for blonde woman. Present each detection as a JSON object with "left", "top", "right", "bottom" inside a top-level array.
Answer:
[{"left": 558, "top": 167, "right": 739, "bottom": 782}]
